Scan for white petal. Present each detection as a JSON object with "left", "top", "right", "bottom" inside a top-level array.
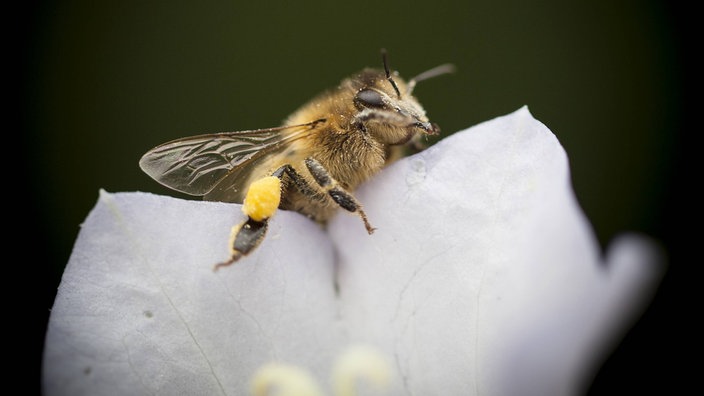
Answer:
[
  {"left": 43, "top": 107, "right": 663, "bottom": 396},
  {"left": 328, "top": 106, "right": 664, "bottom": 395},
  {"left": 43, "top": 191, "right": 342, "bottom": 395}
]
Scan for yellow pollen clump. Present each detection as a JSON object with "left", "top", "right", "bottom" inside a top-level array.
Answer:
[{"left": 242, "top": 176, "right": 282, "bottom": 221}]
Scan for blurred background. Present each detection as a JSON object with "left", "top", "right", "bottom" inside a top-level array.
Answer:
[{"left": 22, "top": 0, "right": 688, "bottom": 393}]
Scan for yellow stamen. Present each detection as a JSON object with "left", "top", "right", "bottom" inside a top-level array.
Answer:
[{"left": 251, "top": 363, "right": 324, "bottom": 396}]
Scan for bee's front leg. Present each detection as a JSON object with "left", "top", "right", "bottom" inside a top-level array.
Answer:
[{"left": 304, "top": 157, "right": 375, "bottom": 234}]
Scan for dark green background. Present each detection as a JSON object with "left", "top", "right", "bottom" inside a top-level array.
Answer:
[{"left": 23, "top": 0, "right": 687, "bottom": 393}]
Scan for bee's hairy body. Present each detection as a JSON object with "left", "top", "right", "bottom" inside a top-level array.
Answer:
[
  {"left": 139, "top": 54, "right": 451, "bottom": 269},
  {"left": 244, "top": 69, "right": 417, "bottom": 224}
]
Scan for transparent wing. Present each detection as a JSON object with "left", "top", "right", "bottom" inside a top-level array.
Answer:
[{"left": 139, "top": 120, "right": 322, "bottom": 201}]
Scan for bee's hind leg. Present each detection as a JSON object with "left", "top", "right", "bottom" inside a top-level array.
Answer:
[
  {"left": 214, "top": 218, "right": 269, "bottom": 271},
  {"left": 214, "top": 170, "right": 285, "bottom": 271}
]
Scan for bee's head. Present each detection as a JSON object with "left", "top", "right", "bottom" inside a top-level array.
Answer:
[{"left": 349, "top": 52, "right": 453, "bottom": 145}]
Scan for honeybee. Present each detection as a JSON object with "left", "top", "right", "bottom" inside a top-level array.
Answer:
[{"left": 140, "top": 50, "right": 453, "bottom": 270}]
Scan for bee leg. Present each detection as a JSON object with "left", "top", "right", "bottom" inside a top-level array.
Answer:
[
  {"left": 214, "top": 174, "right": 283, "bottom": 271},
  {"left": 214, "top": 218, "right": 268, "bottom": 271},
  {"left": 304, "top": 157, "right": 376, "bottom": 234}
]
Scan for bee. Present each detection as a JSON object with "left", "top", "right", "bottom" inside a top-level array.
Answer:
[{"left": 139, "top": 50, "right": 453, "bottom": 270}]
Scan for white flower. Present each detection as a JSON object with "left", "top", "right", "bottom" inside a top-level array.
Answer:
[{"left": 43, "top": 107, "right": 663, "bottom": 395}]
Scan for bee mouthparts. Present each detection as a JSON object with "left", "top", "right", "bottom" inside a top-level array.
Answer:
[{"left": 421, "top": 122, "right": 440, "bottom": 135}]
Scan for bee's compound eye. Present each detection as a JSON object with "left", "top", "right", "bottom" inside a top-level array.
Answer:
[{"left": 355, "top": 89, "right": 386, "bottom": 108}]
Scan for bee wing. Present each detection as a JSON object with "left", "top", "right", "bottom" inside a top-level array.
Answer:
[{"left": 139, "top": 121, "right": 320, "bottom": 201}]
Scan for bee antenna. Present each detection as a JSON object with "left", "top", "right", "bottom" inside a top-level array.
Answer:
[
  {"left": 381, "top": 48, "right": 402, "bottom": 98},
  {"left": 407, "top": 63, "right": 456, "bottom": 95}
]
